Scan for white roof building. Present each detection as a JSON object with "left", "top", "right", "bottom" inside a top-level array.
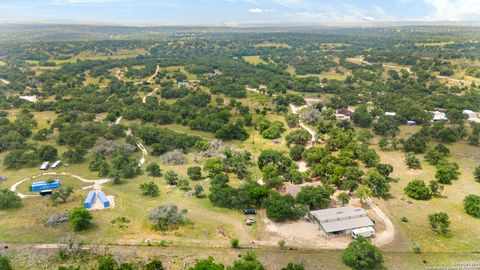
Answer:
[
  {"left": 309, "top": 206, "right": 374, "bottom": 235},
  {"left": 463, "top": 110, "right": 477, "bottom": 119},
  {"left": 432, "top": 111, "right": 447, "bottom": 121}
]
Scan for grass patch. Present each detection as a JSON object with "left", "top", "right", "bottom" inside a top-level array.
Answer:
[{"left": 243, "top": 56, "right": 267, "bottom": 65}]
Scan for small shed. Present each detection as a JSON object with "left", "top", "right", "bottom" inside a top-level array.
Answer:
[
  {"left": 84, "top": 191, "right": 96, "bottom": 209},
  {"left": 31, "top": 179, "right": 61, "bottom": 192},
  {"left": 97, "top": 191, "right": 111, "bottom": 208},
  {"left": 432, "top": 111, "right": 448, "bottom": 121},
  {"left": 406, "top": 120, "right": 416, "bottom": 126}
]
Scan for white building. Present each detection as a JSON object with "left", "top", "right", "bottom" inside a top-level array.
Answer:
[
  {"left": 463, "top": 110, "right": 477, "bottom": 119},
  {"left": 432, "top": 111, "right": 447, "bottom": 121},
  {"left": 309, "top": 206, "right": 374, "bottom": 237}
]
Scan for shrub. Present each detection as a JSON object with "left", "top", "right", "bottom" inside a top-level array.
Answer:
[
  {"left": 161, "top": 149, "right": 186, "bottom": 165},
  {"left": 404, "top": 179, "right": 431, "bottom": 200},
  {"left": 187, "top": 166, "right": 202, "bottom": 180},
  {"left": 146, "top": 163, "right": 162, "bottom": 177},
  {"left": 428, "top": 212, "right": 450, "bottom": 235},
  {"left": 139, "top": 182, "right": 160, "bottom": 197},
  {"left": 0, "top": 256, "right": 12, "bottom": 270},
  {"left": 464, "top": 195, "right": 480, "bottom": 218},
  {"left": 0, "top": 189, "right": 22, "bottom": 209},
  {"left": 230, "top": 238, "right": 239, "bottom": 248},
  {"left": 69, "top": 208, "right": 93, "bottom": 231},
  {"left": 149, "top": 204, "right": 188, "bottom": 230}
]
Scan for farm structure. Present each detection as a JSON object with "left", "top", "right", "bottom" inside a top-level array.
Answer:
[
  {"left": 84, "top": 191, "right": 96, "bottom": 209},
  {"left": 31, "top": 179, "right": 61, "bottom": 192},
  {"left": 308, "top": 206, "right": 374, "bottom": 237},
  {"left": 84, "top": 190, "right": 112, "bottom": 210},
  {"left": 50, "top": 160, "right": 61, "bottom": 169},
  {"left": 40, "top": 162, "right": 49, "bottom": 170}
]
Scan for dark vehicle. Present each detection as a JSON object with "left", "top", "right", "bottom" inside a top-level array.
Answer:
[
  {"left": 39, "top": 189, "right": 53, "bottom": 196},
  {"left": 244, "top": 209, "right": 256, "bottom": 215}
]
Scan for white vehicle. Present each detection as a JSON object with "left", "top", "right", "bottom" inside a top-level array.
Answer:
[
  {"left": 50, "top": 160, "right": 61, "bottom": 169},
  {"left": 40, "top": 161, "right": 49, "bottom": 170},
  {"left": 351, "top": 227, "right": 375, "bottom": 239}
]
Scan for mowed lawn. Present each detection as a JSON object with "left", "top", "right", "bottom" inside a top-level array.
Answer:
[{"left": 371, "top": 126, "right": 480, "bottom": 252}]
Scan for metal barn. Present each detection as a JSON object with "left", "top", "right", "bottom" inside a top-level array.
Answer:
[
  {"left": 97, "top": 191, "right": 110, "bottom": 208},
  {"left": 31, "top": 179, "right": 61, "bottom": 192}
]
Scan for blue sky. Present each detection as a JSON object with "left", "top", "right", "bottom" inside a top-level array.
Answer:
[{"left": 0, "top": 0, "right": 479, "bottom": 26}]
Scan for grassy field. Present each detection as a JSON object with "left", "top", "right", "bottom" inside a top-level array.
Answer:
[
  {"left": 5, "top": 244, "right": 480, "bottom": 270},
  {"left": 243, "top": 56, "right": 267, "bottom": 65},
  {"left": 415, "top": 41, "right": 456, "bottom": 47},
  {"left": 369, "top": 126, "right": 480, "bottom": 253},
  {"left": 254, "top": 42, "right": 292, "bottom": 48}
]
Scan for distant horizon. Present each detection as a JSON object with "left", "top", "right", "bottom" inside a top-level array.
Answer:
[
  {"left": 1, "top": 20, "right": 480, "bottom": 28},
  {"left": 1, "top": 0, "right": 480, "bottom": 27}
]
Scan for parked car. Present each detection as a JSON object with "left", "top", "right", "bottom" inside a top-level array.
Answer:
[
  {"left": 246, "top": 218, "right": 256, "bottom": 226},
  {"left": 243, "top": 209, "right": 256, "bottom": 215}
]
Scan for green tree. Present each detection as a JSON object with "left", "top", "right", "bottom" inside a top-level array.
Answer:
[
  {"left": 139, "top": 182, "right": 160, "bottom": 197},
  {"left": 187, "top": 166, "right": 203, "bottom": 180},
  {"left": 227, "top": 252, "right": 264, "bottom": 270},
  {"left": 50, "top": 187, "right": 74, "bottom": 205},
  {"left": 429, "top": 180, "right": 443, "bottom": 197},
  {"left": 474, "top": 166, "right": 480, "bottom": 182},
  {"left": 464, "top": 194, "right": 480, "bottom": 218},
  {"left": 404, "top": 153, "right": 421, "bottom": 169},
  {"left": 0, "top": 189, "right": 22, "bottom": 209},
  {"left": 355, "top": 185, "right": 372, "bottom": 203},
  {"left": 365, "top": 169, "right": 390, "bottom": 198},
  {"left": 194, "top": 185, "right": 204, "bottom": 197},
  {"left": 378, "top": 137, "right": 389, "bottom": 151},
  {"left": 70, "top": 208, "right": 93, "bottom": 231},
  {"left": 403, "top": 133, "right": 428, "bottom": 154},
  {"left": 352, "top": 106, "right": 373, "bottom": 128},
  {"left": 341, "top": 236, "right": 384, "bottom": 270},
  {"left": 188, "top": 257, "right": 224, "bottom": 270},
  {"left": 428, "top": 212, "right": 450, "bottom": 235},
  {"left": 337, "top": 192, "right": 350, "bottom": 206},
  {"left": 97, "top": 255, "right": 117, "bottom": 270},
  {"left": 146, "top": 163, "right": 162, "bottom": 177},
  {"left": 164, "top": 171, "right": 179, "bottom": 185},
  {"left": 289, "top": 145, "right": 305, "bottom": 161},
  {"left": 265, "top": 194, "right": 307, "bottom": 222},
  {"left": 285, "top": 129, "right": 312, "bottom": 146},
  {"left": 404, "top": 179, "right": 431, "bottom": 200},
  {"left": 37, "top": 145, "right": 58, "bottom": 161},
  {"left": 296, "top": 186, "right": 334, "bottom": 209},
  {"left": 435, "top": 162, "right": 460, "bottom": 185}
]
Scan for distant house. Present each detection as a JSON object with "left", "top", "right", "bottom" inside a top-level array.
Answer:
[
  {"left": 406, "top": 120, "right": 417, "bottom": 126},
  {"left": 309, "top": 206, "right": 374, "bottom": 237},
  {"left": 463, "top": 110, "right": 477, "bottom": 119},
  {"left": 432, "top": 111, "right": 448, "bottom": 122},
  {"left": 19, "top": 96, "right": 38, "bottom": 103},
  {"left": 335, "top": 108, "right": 353, "bottom": 121}
]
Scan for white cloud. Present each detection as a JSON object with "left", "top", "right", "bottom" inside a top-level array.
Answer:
[
  {"left": 423, "top": 0, "right": 480, "bottom": 20},
  {"left": 249, "top": 8, "right": 275, "bottom": 13}
]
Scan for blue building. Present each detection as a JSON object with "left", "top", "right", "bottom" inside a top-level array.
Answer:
[
  {"left": 97, "top": 191, "right": 110, "bottom": 208},
  {"left": 84, "top": 191, "right": 96, "bottom": 209},
  {"left": 31, "top": 179, "right": 61, "bottom": 192}
]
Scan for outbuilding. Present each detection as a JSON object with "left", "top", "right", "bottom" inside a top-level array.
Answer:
[
  {"left": 309, "top": 206, "right": 374, "bottom": 237},
  {"left": 31, "top": 179, "right": 61, "bottom": 192},
  {"left": 84, "top": 191, "right": 96, "bottom": 209},
  {"left": 97, "top": 191, "right": 111, "bottom": 208},
  {"left": 50, "top": 160, "right": 61, "bottom": 169},
  {"left": 406, "top": 120, "right": 417, "bottom": 126},
  {"left": 40, "top": 161, "right": 49, "bottom": 170}
]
